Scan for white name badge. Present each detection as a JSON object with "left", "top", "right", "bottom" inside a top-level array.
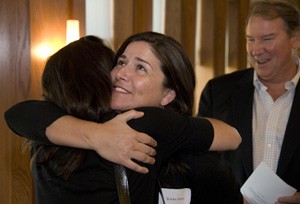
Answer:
[{"left": 158, "top": 188, "right": 191, "bottom": 204}]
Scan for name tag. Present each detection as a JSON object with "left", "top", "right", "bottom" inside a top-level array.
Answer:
[{"left": 158, "top": 188, "right": 191, "bottom": 204}]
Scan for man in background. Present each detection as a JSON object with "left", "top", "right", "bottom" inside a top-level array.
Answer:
[{"left": 198, "top": 1, "right": 300, "bottom": 203}]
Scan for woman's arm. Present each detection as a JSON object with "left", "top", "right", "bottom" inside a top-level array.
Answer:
[
  {"left": 4, "top": 101, "right": 241, "bottom": 172},
  {"left": 206, "top": 118, "right": 241, "bottom": 151},
  {"left": 47, "top": 112, "right": 157, "bottom": 174},
  {"left": 5, "top": 101, "right": 240, "bottom": 153},
  {"left": 4, "top": 100, "right": 157, "bottom": 174},
  {"left": 4, "top": 100, "right": 66, "bottom": 144}
]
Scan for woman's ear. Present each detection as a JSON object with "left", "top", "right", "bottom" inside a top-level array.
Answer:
[{"left": 161, "top": 89, "right": 176, "bottom": 106}]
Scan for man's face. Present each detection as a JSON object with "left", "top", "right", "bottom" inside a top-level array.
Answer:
[{"left": 246, "top": 16, "right": 299, "bottom": 84}]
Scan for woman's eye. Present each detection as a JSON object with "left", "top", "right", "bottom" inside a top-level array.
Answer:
[{"left": 117, "top": 60, "right": 125, "bottom": 66}]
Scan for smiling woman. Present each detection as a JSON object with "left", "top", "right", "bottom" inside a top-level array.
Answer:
[{"left": 111, "top": 41, "right": 175, "bottom": 111}]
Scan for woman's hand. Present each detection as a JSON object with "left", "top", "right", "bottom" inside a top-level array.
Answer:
[
  {"left": 46, "top": 110, "right": 157, "bottom": 174},
  {"left": 89, "top": 110, "right": 157, "bottom": 174}
]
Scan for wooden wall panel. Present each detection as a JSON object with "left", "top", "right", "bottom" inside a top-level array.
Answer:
[
  {"left": 0, "top": 0, "right": 32, "bottom": 203},
  {"left": 29, "top": 0, "right": 84, "bottom": 99},
  {"left": 227, "top": 0, "right": 249, "bottom": 72},
  {"left": 133, "top": 0, "right": 152, "bottom": 33},
  {"left": 113, "top": 0, "right": 152, "bottom": 50},
  {"left": 199, "top": 0, "right": 215, "bottom": 69},
  {"left": 181, "top": 0, "right": 197, "bottom": 65},
  {"left": 71, "top": 0, "right": 86, "bottom": 37},
  {"left": 113, "top": 0, "right": 134, "bottom": 49},
  {"left": 236, "top": 0, "right": 249, "bottom": 69},
  {"left": 199, "top": 0, "right": 227, "bottom": 76},
  {"left": 227, "top": 0, "right": 239, "bottom": 71},
  {"left": 165, "top": 0, "right": 182, "bottom": 41},
  {"left": 0, "top": 0, "right": 85, "bottom": 203},
  {"left": 165, "top": 0, "right": 197, "bottom": 66},
  {"left": 200, "top": 0, "right": 250, "bottom": 77},
  {"left": 214, "top": 0, "right": 227, "bottom": 76},
  {"left": 29, "top": 0, "right": 68, "bottom": 99}
]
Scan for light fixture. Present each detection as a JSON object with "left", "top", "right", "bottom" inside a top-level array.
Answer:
[{"left": 66, "top": 19, "right": 79, "bottom": 44}]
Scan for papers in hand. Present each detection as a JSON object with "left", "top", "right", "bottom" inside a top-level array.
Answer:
[{"left": 241, "top": 162, "right": 296, "bottom": 204}]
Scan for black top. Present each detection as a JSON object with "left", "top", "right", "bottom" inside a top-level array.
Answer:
[
  {"left": 158, "top": 152, "right": 243, "bottom": 204},
  {"left": 4, "top": 100, "right": 213, "bottom": 204}
]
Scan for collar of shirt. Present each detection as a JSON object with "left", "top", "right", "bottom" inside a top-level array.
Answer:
[{"left": 253, "top": 57, "right": 300, "bottom": 91}]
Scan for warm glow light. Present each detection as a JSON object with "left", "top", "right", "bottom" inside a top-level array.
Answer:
[
  {"left": 33, "top": 40, "right": 65, "bottom": 60},
  {"left": 34, "top": 44, "right": 55, "bottom": 60},
  {"left": 66, "top": 20, "right": 80, "bottom": 44}
]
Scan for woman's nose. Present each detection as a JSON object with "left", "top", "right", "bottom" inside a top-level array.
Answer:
[{"left": 112, "top": 65, "right": 129, "bottom": 81}]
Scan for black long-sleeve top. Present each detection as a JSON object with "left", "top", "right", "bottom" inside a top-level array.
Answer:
[{"left": 4, "top": 100, "right": 214, "bottom": 204}]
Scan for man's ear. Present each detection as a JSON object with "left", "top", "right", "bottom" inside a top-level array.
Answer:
[{"left": 161, "top": 89, "right": 176, "bottom": 106}]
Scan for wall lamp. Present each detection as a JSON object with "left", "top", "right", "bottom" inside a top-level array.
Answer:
[{"left": 66, "top": 19, "right": 79, "bottom": 44}]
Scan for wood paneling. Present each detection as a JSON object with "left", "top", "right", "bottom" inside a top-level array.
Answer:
[
  {"left": 199, "top": 0, "right": 215, "bottom": 69},
  {"left": 237, "top": 0, "right": 249, "bottom": 69},
  {"left": 113, "top": 0, "right": 134, "bottom": 49},
  {"left": 0, "top": 0, "right": 32, "bottom": 203},
  {"left": 200, "top": 0, "right": 227, "bottom": 76},
  {"left": 29, "top": 0, "right": 68, "bottom": 99},
  {"left": 0, "top": 1, "right": 85, "bottom": 203},
  {"left": 113, "top": 0, "right": 152, "bottom": 50},
  {"left": 200, "top": 0, "right": 249, "bottom": 76},
  {"left": 214, "top": 0, "right": 227, "bottom": 76},
  {"left": 165, "top": 0, "right": 197, "bottom": 66},
  {"left": 29, "top": 0, "right": 85, "bottom": 99},
  {"left": 133, "top": 0, "right": 152, "bottom": 33},
  {"left": 181, "top": 0, "right": 197, "bottom": 65},
  {"left": 71, "top": 0, "right": 86, "bottom": 37},
  {"left": 165, "top": 0, "right": 182, "bottom": 41},
  {"left": 227, "top": 0, "right": 249, "bottom": 71}
]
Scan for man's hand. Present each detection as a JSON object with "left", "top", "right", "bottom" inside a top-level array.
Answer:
[{"left": 276, "top": 192, "right": 300, "bottom": 204}]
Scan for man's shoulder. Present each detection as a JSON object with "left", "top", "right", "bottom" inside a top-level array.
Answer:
[
  {"left": 213, "top": 68, "right": 253, "bottom": 81},
  {"left": 206, "top": 68, "right": 253, "bottom": 87},
  {"left": 203, "top": 68, "right": 254, "bottom": 93}
]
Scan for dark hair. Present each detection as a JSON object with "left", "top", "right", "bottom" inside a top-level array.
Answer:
[
  {"left": 246, "top": 0, "right": 300, "bottom": 35},
  {"left": 31, "top": 36, "right": 115, "bottom": 179},
  {"left": 114, "top": 31, "right": 196, "bottom": 115},
  {"left": 42, "top": 35, "right": 114, "bottom": 120}
]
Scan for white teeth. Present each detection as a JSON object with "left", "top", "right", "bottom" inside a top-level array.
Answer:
[
  {"left": 255, "top": 58, "right": 269, "bottom": 64},
  {"left": 258, "top": 60, "right": 268, "bottom": 64},
  {"left": 114, "top": 87, "right": 129, "bottom": 93}
]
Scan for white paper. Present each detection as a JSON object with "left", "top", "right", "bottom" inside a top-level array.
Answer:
[
  {"left": 241, "top": 162, "right": 296, "bottom": 204},
  {"left": 158, "top": 188, "right": 191, "bottom": 204}
]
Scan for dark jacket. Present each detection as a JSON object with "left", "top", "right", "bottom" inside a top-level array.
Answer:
[{"left": 198, "top": 68, "right": 300, "bottom": 191}]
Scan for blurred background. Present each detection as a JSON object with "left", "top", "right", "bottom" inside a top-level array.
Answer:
[{"left": 1, "top": 0, "right": 299, "bottom": 203}]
